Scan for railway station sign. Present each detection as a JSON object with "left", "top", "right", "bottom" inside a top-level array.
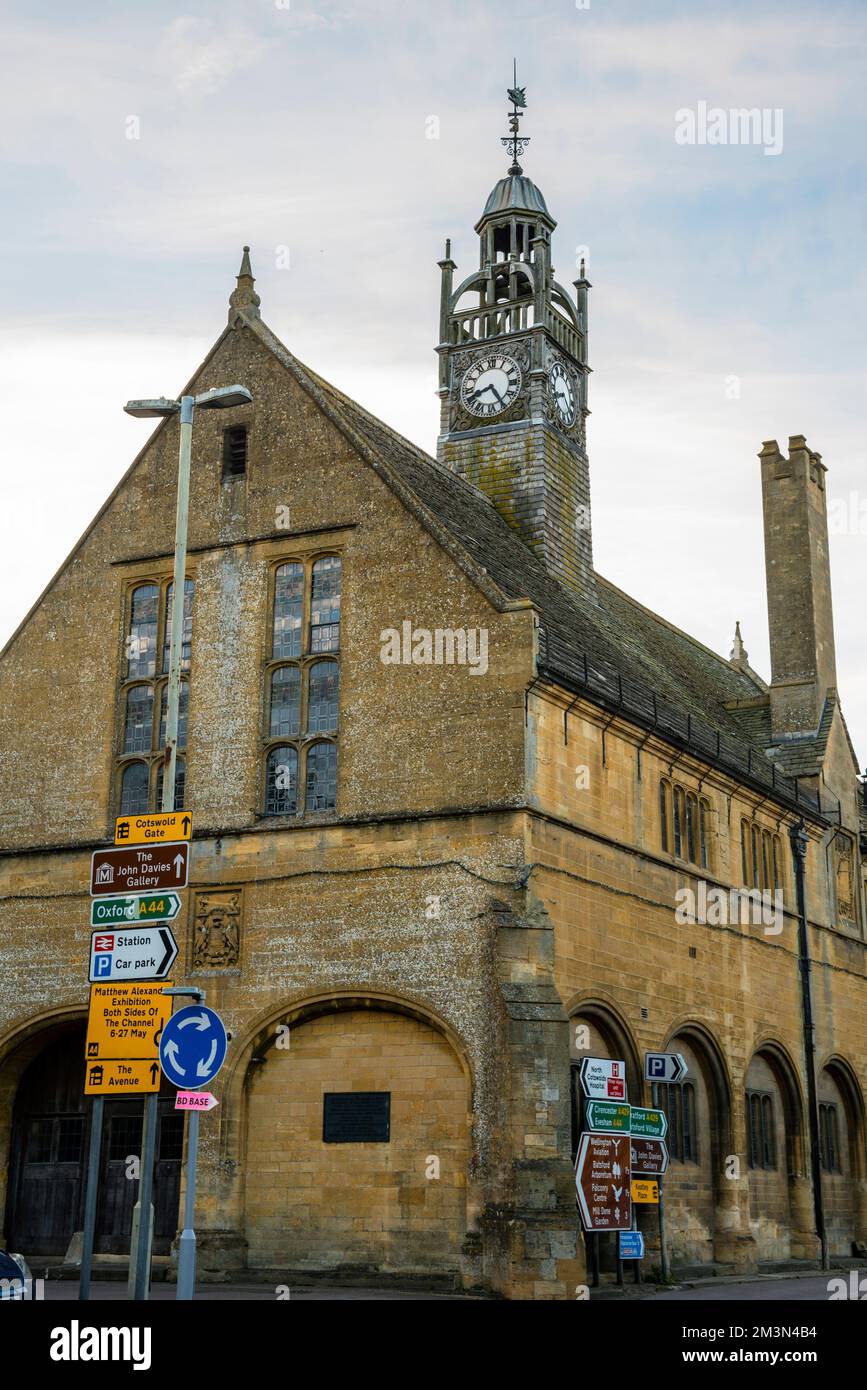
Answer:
[
  {"left": 88, "top": 925, "right": 178, "bottom": 983},
  {"left": 579, "top": 1056, "right": 628, "bottom": 1101},
  {"left": 90, "top": 842, "right": 189, "bottom": 897},
  {"left": 575, "top": 1132, "right": 631, "bottom": 1231}
]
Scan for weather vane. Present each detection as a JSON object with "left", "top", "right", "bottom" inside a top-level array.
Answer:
[{"left": 501, "top": 59, "right": 529, "bottom": 175}]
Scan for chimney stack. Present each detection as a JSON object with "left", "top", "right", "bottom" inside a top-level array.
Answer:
[{"left": 760, "top": 435, "right": 837, "bottom": 737}]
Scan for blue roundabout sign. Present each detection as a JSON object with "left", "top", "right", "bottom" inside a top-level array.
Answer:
[{"left": 158, "top": 1005, "right": 228, "bottom": 1089}]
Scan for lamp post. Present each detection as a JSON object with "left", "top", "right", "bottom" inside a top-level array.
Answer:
[{"left": 122, "top": 384, "right": 251, "bottom": 1301}]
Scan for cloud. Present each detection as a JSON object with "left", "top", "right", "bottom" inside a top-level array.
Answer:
[{"left": 159, "top": 16, "right": 266, "bottom": 97}]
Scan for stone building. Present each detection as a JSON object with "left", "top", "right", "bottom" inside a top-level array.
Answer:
[{"left": 0, "top": 104, "right": 865, "bottom": 1298}]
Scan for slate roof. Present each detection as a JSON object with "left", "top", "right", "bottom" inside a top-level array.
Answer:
[{"left": 249, "top": 319, "right": 829, "bottom": 818}]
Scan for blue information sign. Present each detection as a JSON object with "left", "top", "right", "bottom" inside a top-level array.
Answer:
[
  {"left": 159, "top": 1005, "right": 228, "bottom": 1089},
  {"left": 619, "top": 1231, "right": 645, "bottom": 1260}
]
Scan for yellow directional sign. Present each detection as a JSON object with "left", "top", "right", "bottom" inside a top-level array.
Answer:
[
  {"left": 115, "top": 812, "right": 192, "bottom": 846},
  {"left": 631, "top": 1179, "right": 660, "bottom": 1204},
  {"left": 84, "top": 1057, "right": 161, "bottom": 1096},
  {"left": 85, "top": 982, "right": 172, "bottom": 1062}
]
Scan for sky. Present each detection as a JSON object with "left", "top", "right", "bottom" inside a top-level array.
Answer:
[{"left": 1, "top": 0, "right": 865, "bottom": 761}]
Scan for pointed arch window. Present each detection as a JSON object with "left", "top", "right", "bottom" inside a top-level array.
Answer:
[
  {"left": 263, "top": 555, "right": 341, "bottom": 817},
  {"left": 660, "top": 1081, "right": 697, "bottom": 1163},
  {"left": 819, "top": 1102, "right": 840, "bottom": 1173},
  {"left": 660, "top": 780, "right": 713, "bottom": 869},
  {"left": 273, "top": 563, "right": 304, "bottom": 660},
  {"left": 266, "top": 746, "right": 298, "bottom": 815},
  {"left": 162, "top": 579, "right": 194, "bottom": 673},
  {"left": 307, "top": 661, "right": 339, "bottom": 734},
  {"left": 740, "top": 821, "right": 784, "bottom": 894},
  {"left": 310, "top": 556, "right": 341, "bottom": 653},
  {"left": 156, "top": 758, "right": 186, "bottom": 812},
  {"left": 269, "top": 666, "right": 301, "bottom": 739},
  {"left": 126, "top": 584, "right": 159, "bottom": 679},
  {"left": 306, "top": 741, "right": 337, "bottom": 812},
  {"left": 159, "top": 682, "right": 189, "bottom": 750},
  {"left": 659, "top": 779, "right": 671, "bottom": 853},
  {"left": 123, "top": 685, "right": 154, "bottom": 754},
  {"left": 120, "top": 761, "right": 150, "bottom": 817},
  {"left": 116, "top": 577, "right": 194, "bottom": 815},
  {"left": 747, "top": 1090, "right": 776, "bottom": 1169}
]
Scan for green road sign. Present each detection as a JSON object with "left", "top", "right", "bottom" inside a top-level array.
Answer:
[
  {"left": 90, "top": 892, "right": 182, "bottom": 928},
  {"left": 585, "top": 1101, "right": 632, "bottom": 1134},
  {"left": 629, "top": 1106, "right": 667, "bottom": 1139}
]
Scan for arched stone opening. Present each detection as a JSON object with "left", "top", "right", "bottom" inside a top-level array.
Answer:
[
  {"left": 818, "top": 1055, "right": 867, "bottom": 1256},
  {"left": 236, "top": 992, "right": 472, "bottom": 1279},
  {"left": 0, "top": 1013, "right": 179, "bottom": 1258},
  {"left": 744, "top": 1040, "right": 815, "bottom": 1262},
  {"left": 662, "top": 1021, "right": 737, "bottom": 1271}
]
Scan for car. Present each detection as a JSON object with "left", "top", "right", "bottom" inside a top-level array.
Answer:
[{"left": 0, "top": 1249, "right": 33, "bottom": 1299}]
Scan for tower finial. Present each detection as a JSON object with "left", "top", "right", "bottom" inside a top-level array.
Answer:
[
  {"left": 730, "top": 620, "right": 748, "bottom": 664},
  {"left": 229, "top": 244, "right": 261, "bottom": 325},
  {"left": 502, "top": 59, "right": 529, "bottom": 176}
]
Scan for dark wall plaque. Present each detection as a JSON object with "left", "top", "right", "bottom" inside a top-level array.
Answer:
[{"left": 323, "top": 1091, "right": 391, "bottom": 1144}]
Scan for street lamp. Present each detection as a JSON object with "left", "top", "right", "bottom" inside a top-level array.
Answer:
[
  {"left": 123, "top": 386, "right": 252, "bottom": 814},
  {"left": 122, "top": 384, "right": 251, "bottom": 1304}
]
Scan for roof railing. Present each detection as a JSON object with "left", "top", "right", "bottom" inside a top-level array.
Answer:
[{"left": 539, "top": 627, "right": 835, "bottom": 822}]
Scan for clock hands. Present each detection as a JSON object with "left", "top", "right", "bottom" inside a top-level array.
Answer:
[{"left": 469, "top": 382, "right": 507, "bottom": 407}]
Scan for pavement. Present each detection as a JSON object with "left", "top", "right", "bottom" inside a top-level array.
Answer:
[{"left": 31, "top": 1269, "right": 857, "bottom": 1301}]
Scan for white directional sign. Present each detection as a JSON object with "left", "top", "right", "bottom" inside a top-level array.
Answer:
[
  {"left": 579, "top": 1056, "right": 628, "bottom": 1101},
  {"left": 644, "top": 1052, "right": 688, "bottom": 1084},
  {"left": 88, "top": 925, "right": 179, "bottom": 983}
]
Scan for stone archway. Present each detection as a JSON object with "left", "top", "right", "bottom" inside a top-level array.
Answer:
[
  {"left": 818, "top": 1055, "right": 867, "bottom": 1257},
  {"left": 0, "top": 1013, "right": 180, "bottom": 1258},
  {"left": 744, "top": 1040, "right": 816, "bottom": 1262},
  {"left": 662, "top": 1022, "right": 739, "bottom": 1272},
  {"left": 239, "top": 995, "right": 472, "bottom": 1278}
]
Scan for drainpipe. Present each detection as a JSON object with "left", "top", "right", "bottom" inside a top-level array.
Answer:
[{"left": 790, "top": 819, "right": 828, "bottom": 1270}]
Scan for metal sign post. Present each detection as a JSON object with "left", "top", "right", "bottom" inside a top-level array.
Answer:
[
  {"left": 177, "top": 1107, "right": 200, "bottom": 1301},
  {"left": 130, "top": 1096, "right": 159, "bottom": 1301},
  {"left": 158, "top": 987, "right": 229, "bottom": 1302},
  {"left": 78, "top": 1097, "right": 104, "bottom": 1301},
  {"left": 652, "top": 1080, "right": 670, "bottom": 1281}
]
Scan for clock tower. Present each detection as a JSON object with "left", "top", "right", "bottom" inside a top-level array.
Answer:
[{"left": 436, "top": 78, "right": 594, "bottom": 599}]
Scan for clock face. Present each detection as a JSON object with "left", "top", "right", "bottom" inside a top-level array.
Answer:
[
  {"left": 461, "top": 354, "right": 522, "bottom": 418},
  {"left": 549, "top": 362, "right": 576, "bottom": 428}
]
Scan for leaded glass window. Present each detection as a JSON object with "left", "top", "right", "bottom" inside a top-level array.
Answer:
[
  {"left": 306, "top": 741, "right": 337, "bottom": 812},
  {"left": 269, "top": 666, "right": 301, "bottom": 738},
  {"left": 120, "top": 761, "right": 150, "bottom": 816},
  {"left": 310, "top": 556, "right": 341, "bottom": 653},
  {"left": 162, "top": 579, "right": 194, "bottom": 673},
  {"left": 273, "top": 563, "right": 304, "bottom": 660},
  {"left": 123, "top": 685, "right": 153, "bottom": 754},
  {"left": 307, "top": 661, "right": 339, "bottom": 734},
  {"left": 126, "top": 584, "right": 159, "bottom": 679},
  {"left": 266, "top": 746, "right": 298, "bottom": 815}
]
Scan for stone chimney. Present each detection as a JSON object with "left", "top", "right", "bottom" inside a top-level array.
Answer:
[{"left": 760, "top": 435, "right": 837, "bottom": 737}]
